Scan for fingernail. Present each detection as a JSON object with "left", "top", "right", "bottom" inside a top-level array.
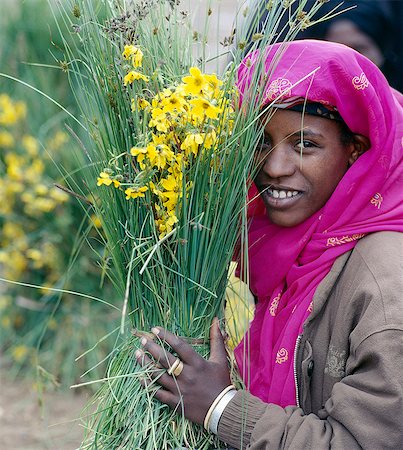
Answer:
[
  {"left": 141, "top": 337, "right": 147, "bottom": 346},
  {"left": 135, "top": 349, "right": 143, "bottom": 359},
  {"left": 151, "top": 327, "right": 160, "bottom": 336}
]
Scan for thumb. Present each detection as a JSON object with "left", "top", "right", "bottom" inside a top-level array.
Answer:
[{"left": 209, "top": 317, "right": 227, "bottom": 363}]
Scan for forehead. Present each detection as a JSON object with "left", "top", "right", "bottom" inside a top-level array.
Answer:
[{"left": 263, "top": 108, "right": 341, "bottom": 137}]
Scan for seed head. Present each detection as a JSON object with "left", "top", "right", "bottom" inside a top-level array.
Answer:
[
  {"left": 72, "top": 4, "right": 81, "bottom": 18},
  {"left": 252, "top": 33, "right": 264, "bottom": 42},
  {"left": 238, "top": 41, "right": 246, "bottom": 50}
]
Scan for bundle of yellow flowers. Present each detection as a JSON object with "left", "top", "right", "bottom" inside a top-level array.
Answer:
[
  {"left": 97, "top": 45, "right": 237, "bottom": 240},
  {"left": 56, "top": 0, "right": 326, "bottom": 448}
]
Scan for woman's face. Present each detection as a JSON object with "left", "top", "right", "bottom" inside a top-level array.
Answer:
[
  {"left": 325, "top": 20, "right": 384, "bottom": 68},
  {"left": 255, "top": 109, "right": 356, "bottom": 227}
]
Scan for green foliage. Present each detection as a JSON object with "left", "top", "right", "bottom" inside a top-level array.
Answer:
[{"left": 0, "top": 1, "right": 119, "bottom": 390}]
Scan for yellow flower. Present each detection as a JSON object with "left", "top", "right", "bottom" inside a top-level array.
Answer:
[
  {"left": 190, "top": 97, "right": 222, "bottom": 120},
  {"left": 97, "top": 171, "right": 120, "bottom": 188},
  {"left": 22, "top": 135, "right": 39, "bottom": 156},
  {"left": 132, "top": 97, "right": 151, "bottom": 111},
  {"left": 5, "top": 153, "right": 25, "bottom": 180},
  {"left": 21, "top": 191, "right": 34, "bottom": 204},
  {"left": 122, "top": 45, "right": 143, "bottom": 67},
  {"left": 155, "top": 205, "right": 179, "bottom": 238},
  {"left": 0, "top": 94, "right": 26, "bottom": 126},
  {"left": 181, "top": 133, "right": 204, "bottom": 156},
  {"left": 160, "top": 176, "right": 178, "bottom": 191},
  {"left": 35, "top": 184, "right": 48, "bottom": 196},
  {"left": 34, "top": 198, "right": 56, "bottom": 213},
  {"left": 130, "top": 146, "right": 148, "bottom": 169},
  {"left": 124, "top": 70, "right": 149, "bottom": 85},
  {"left": 0, "top": 131, "right": 14, "bottom": 147},
  {"left": 0, "top": 296, "right": 11, "bottom": 311},
  {"left": 182, "top": 67, "right": 207, "bottom": 95},
  {"left": 0, "top": 251, "right": 8, "bottom": 264},
  {"left": 3, "top": 222, "right": 25, "bottom": 240},
  {"left": 125, "top": 185, "right": 148, "bottom": 199},
  {"left": 11, "top": 345, "right": 29, "bottom": 362},
  {"left": 160, "top": 175, "right": 181, "bottom": 210},
  {"left": 97, "top": 172, "right": 112, "bottom": 186},
  {"left": 148, "top": 107, "right": 169, "bottom": 133},
  {"left": 122, "top": 44, "right": 135, "bottom": 59},
  {"left": 153, "top": 144, "right": 175, "bottom": 170},
  {"left": 26, "top": 248, "right": 44, "bottom": 269},
  {"left": 49, "top": 187, "right": 69, "bottom": 202},
  {"left": 26, "top": 248, "right": 42, "bottom": 261},
  {"left": 205, "top": 73, "right": 223, "bottom": 97},
  {"left": 162, "top": 92, "right": 187, "bottom": 114},
  {"left": 168, "top": 155, "right": 185, "bottom": 178},
  {"left": 90, "top": 214, "right": 102, "bottom": 229},
  {"left": 14, "top": 101, "right": 27, "bottom": 120},
  {"left": 151, "top": 133, "right": 170, "bottom": 146},
  {"left": 47, "top": 130, "right": 69, "bottom": 150},
  {"left": 25, "top": 160, "right": 45, "bottom": 180},
  {"left": 225, "top": 262, "right": 255, "bottom": 349},
  {"left": 204, "top": 129, "right": 217, "bottom": 149}
]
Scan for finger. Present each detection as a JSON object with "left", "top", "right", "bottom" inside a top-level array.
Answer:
[
  {"left": 209, "top": 317, "right": 227, "bottom": 364},
  {"left": 135, "top": 349, "right": 162, "bottom": 389},
  {"left": 135, "top": 349, "right": 175, "bottom": 390},
  {"left": 140, "top": 335, "right": 178, "bottom": 370},
  {"left": 153, "top": 386, "right": 181, "bottom": 411},
  {"left": 135, "top": 348, "right": 164, "bottom": 377},
  {"left": 151, "top": 327, "right": 195, "bottom": 364}
]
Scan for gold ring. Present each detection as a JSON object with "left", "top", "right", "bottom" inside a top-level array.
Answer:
[
  {"left": 167, "top": 357, "right": 183, "bottom": 376},
  {"left": 172, "top": 360, "right": 184, "bottom": 377}
]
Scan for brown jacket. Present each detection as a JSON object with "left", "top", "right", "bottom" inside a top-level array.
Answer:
[{"left": 218, "top": 232, "right": 403, "bottom": 449}]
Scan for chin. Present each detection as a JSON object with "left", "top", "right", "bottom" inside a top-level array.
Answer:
[
  {"left": 267, "top": 215, "right": 300, "bottom": 227},
  {"left": 266, "top": 210, "right": 309, "bottom": 228}
]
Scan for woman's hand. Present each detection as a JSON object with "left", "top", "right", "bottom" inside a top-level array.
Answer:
[{"left": 135, "top": 317, "right": 231, "bottom": 426}]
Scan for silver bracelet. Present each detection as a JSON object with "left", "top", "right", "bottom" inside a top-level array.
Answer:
[{"left": 208, "top": 388, "right": 237, "bottom": 435}]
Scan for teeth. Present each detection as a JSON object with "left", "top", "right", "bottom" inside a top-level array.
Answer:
[{"left": 268, "top": 189, "right": 300, "bottom": 199}]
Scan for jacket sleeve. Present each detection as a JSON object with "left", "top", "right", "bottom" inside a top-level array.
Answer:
[{"left": 217, "top": 328, "right": 403, "bottom": 450}]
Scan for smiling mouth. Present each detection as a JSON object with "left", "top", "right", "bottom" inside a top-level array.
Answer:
[
  {"left": 259, "top": 187, "right": 304, "bottom": 209},
  {"left": 267, "top": 188, "right": 301, "bottom": 199}
]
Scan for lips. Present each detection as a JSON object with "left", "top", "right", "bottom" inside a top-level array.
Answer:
[{"left": 259, "top": 185, "right": 304, "bottom": 209}]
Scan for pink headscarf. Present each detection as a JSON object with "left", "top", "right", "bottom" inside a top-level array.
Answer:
[{"left": 234, "top": 40, "right": 403, "bottom": 407}]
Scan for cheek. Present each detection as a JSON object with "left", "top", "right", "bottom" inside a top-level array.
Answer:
[{"left": 313, "top": 157, "right": 349, "bottom": 196}]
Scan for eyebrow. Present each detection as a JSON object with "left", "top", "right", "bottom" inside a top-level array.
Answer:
[
  {"left": 263, "top": 128, "right": 325, "bottom": 140},
  {"left": 290, "top": 128, "right": 325, "bottom": 139}
]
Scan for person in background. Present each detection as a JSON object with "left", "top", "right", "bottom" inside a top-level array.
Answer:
[
  {"left": 254, "top": 0, "right": 402, "bottom": 92},
  {"left": 312, "top": 0, "right": 402, "bottom": 93},
  {"left": 136, "top": 39, "right": 403, "bottom": 449}
]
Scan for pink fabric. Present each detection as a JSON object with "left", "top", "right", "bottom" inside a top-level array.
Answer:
[{"left": 234, "top": 40, "right": 403, "bottom": 407}]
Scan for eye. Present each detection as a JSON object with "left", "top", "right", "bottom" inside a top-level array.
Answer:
[
  {"left": 257, "top": 135, "right": 272, "bottom": 153},
  {"left": 295, "top": 140, "right": 317, "bottom": 151}
]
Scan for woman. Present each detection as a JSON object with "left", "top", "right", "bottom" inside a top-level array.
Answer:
[{"left": 135, "top": 40, "right": 403, "bottom": 449}]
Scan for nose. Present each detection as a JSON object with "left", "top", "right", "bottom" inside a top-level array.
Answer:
[{"left": 260, "top": 144, "right": 296, "bottom": 179}]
